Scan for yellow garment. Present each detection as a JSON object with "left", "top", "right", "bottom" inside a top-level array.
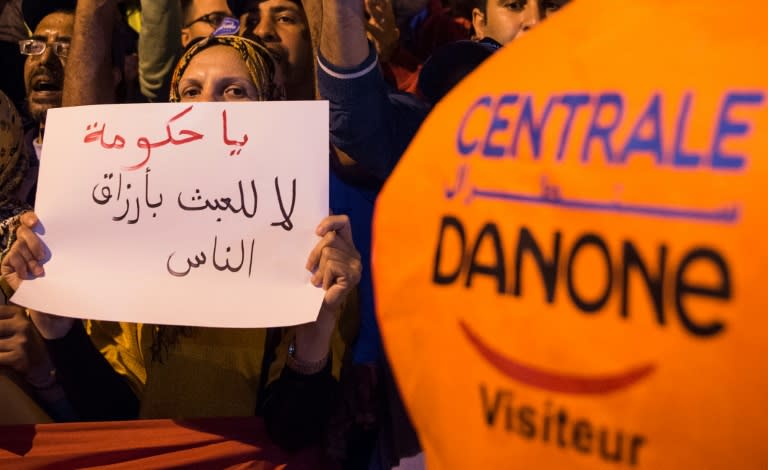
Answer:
[
  {"left": 86, "top": 314, "right": 349, "bottom": 419},
  {"left": 124, "top": 4, "right": 142, "bottom": 34}
]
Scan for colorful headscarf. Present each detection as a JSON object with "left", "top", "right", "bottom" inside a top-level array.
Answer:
[
  {"left": 169, "top": 35, "right": 280, "bottom": 102},
  {"left": 0, "top": 90, "right": 27, "bottom": 198}
]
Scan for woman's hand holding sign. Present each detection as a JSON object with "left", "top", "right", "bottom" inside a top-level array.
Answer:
[
  {"left": 1, "top": 212, "right": 75, "bottom": 340},
  {"left": 297, "top": 214, "right": 362, "bottom": 364}
]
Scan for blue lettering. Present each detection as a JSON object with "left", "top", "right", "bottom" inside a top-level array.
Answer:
[
  {"left": 711, "top": 92, "right": 765, "bottom": 170},
  {"left": 556, "top": 94, "right": 590, "bottom": 160},
  {"left": 581, "top": 93, "right": 624, "bottom": 163},
  {"left": 483, "top": 94, "right": 519, "bottom": 158},
  {"left": 672, "top": 93, "right": 701, "bottom": 167},
  {"left": 510, "top": 95, "right": 556, "bottom": 159},
  {"left": 457, "top": 95, "right": 492, "bottom": 156},
  {"left": 620, "top": 93, "right": 663, "bottom": 164}
]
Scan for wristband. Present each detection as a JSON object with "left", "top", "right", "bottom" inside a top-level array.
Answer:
[{"left": 287, "top": 342, "right": 329, "bottom": 375}]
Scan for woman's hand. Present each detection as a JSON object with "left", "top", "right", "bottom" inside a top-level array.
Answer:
[
  {"left": 1, "top": 212, "right": 46, "bottom": 291},
  {"left": 306, "top": 214, "right": 362, "bottom": 313},
  {"left": 1, "top": 212, "right": 74, "bottom": 339},
  {"left": 295, "top": 214, "right": 362, "bottom": 364}
]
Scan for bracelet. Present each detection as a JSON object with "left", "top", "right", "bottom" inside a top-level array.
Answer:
[
  {"left": 287, "top": 342, "right": 329, "bottom": 375},
  {"left": 0, "top": 214, "right": 22, "bottom": 264}
]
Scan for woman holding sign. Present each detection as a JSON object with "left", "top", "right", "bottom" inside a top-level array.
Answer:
[{"left": 0, "top": 35, "right": 361, "bottom": 452}]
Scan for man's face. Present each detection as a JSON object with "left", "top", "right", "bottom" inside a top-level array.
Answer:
[
  {"left": 23, "top": 12, "right": 74, "bottom": 124},
  {"left": 473, "top": 0, "right": 569, "bottom": 45},
  {"left": 182, "top": 0, "right": 233, "bottom": 46},
  {"left": 239, "top": 0, "right": 311, "bottom": 94}
]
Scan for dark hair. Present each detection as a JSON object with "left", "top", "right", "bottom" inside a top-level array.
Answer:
[{"left": 22, "top": 1, "right": 76, "bottom": 32}]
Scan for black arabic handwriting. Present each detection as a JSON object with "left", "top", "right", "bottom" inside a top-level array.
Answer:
[
  {"left": 166, "top": 236, "right": 257, "bottom": 277},
  {"left": 177, "top": 180, "right": 258, "bottom": 218},
  {"left": 270, "top": 177, "right": 296, "bottom": 231}
]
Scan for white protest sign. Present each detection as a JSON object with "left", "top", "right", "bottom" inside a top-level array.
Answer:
[{"left": 12, "top": 101, "right": 329, "bottom": 328}]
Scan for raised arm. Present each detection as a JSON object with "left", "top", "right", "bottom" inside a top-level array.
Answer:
[
  {"left": 319, "top": 0, "right": 368, "bottom": 68},
  {"left": 138, "top": 0, "right": 183, "bottom": 102},
  {"left": 261, "top": 214, "right": 361, "bottom": 450},
  {"left": 62, "top": 0, "right": 118, "bottom": 106},
  {"left": 317, "top": 0, "right": 428, "bottom": 182}
]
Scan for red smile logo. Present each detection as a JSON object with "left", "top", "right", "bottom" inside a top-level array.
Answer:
[{"left": 460, "top": 320, "right": 656, "bottom": 394}]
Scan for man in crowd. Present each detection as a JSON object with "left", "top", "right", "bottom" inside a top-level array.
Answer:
[
  {"left": 181, "top": 0, "right": 235, "bottom": 46},
  {"left": 230, "top": 0, "right": 315, "bottom": 100},
  {"left": 21, "top": 10, "right": 74, "bottom": 165},
  {"left": 473, "top": 0, "right": 570, "bottom": 45},
  {"left": 0, "top": 11, "right": 77, "bottom": 423},
  {"left": 139, "top": 0, "right": 236, "bottom": 101}
]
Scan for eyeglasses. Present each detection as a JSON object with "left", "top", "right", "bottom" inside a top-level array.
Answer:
[
  {"left": 18, "top": 38, "right": 70, "bottom": 60},
  {"left": 184, "top": 11, "right": 235, "bottom": 29}
]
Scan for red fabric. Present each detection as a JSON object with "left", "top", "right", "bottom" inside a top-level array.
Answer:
[{"left": 0, "top": 417, "right": 338, "bottom": 469}]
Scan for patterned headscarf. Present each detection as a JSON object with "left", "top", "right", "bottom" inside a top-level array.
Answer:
[
  {"left": 169, "top": 35, "right": 280, "bottom": 102},
  {"left": 0, "top": 90, "right": 27, "bottom": 198}
]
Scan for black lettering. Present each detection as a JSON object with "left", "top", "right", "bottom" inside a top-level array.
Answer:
[
  {"left": 466, "top": 223, "right": 506, "bottom": 294},
  {"left": 674, "top": 248, "right": 729, "bottom": 337},
  {"left": 567, "top": 234, "right": 613, "bottom": 312},
  {"left": 598, "top": 429, "right": 624, "bottom": 462},
  {"left": 622, "top": 241, "right": 666, "bottom": 325},
  {"left": 556, "top": 409, "right": 568, "bottom": 448},
  {"left": 629, "top": 435, "right": 647, "bottom": 466},
  {"left": 572, "top": 420, "right": 593, "bottom": 453},
  {"left": 513, "top": 228, "right": 560, "bottom": 303},
  {"left": 542, "top": 401, "right": 553, "bottom": 442},
  {"left": 433, "top": 216, "right": 466, "bottom": 285},
  {"left": 479, "top": 384, "right": 510, "bottom": 427},
  {"left": 270, "top": 177, "right": 296, "bottom": 231},
  {"left": 517, "top": 406, "right": 536, "bottom": 439}
]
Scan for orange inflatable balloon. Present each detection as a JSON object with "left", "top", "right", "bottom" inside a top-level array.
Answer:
[{"left": 373, "top": 1, "right": 768, "bottom": 468}]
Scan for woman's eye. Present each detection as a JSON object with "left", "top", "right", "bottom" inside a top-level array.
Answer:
[
  {"left": 181, "top": 87, "right": 200, "bottom": 98},
  {"left": 225, "top": 86, "right": 247, "bottom": 98}
]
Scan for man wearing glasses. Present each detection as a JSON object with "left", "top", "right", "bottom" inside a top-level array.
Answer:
[
  {"left": 181, "top": 0, "right": 235, "bottom": 46},
  {"left": 0, "top": 10, "right": 77, "bottom": 424},
  {"left": 19, "top": 10, "right": 73, "bottom": 162},
  {"left": 140, "top": 0, "right": 235, "bottom": 101}
]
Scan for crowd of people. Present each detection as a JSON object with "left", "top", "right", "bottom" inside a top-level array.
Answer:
[{"left": 0, "top": 0, "right": 570, "bottom": 468}]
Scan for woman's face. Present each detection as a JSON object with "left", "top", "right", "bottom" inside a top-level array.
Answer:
[{"left": 178, "top": 45, "right": 278, "bottom": 102}]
